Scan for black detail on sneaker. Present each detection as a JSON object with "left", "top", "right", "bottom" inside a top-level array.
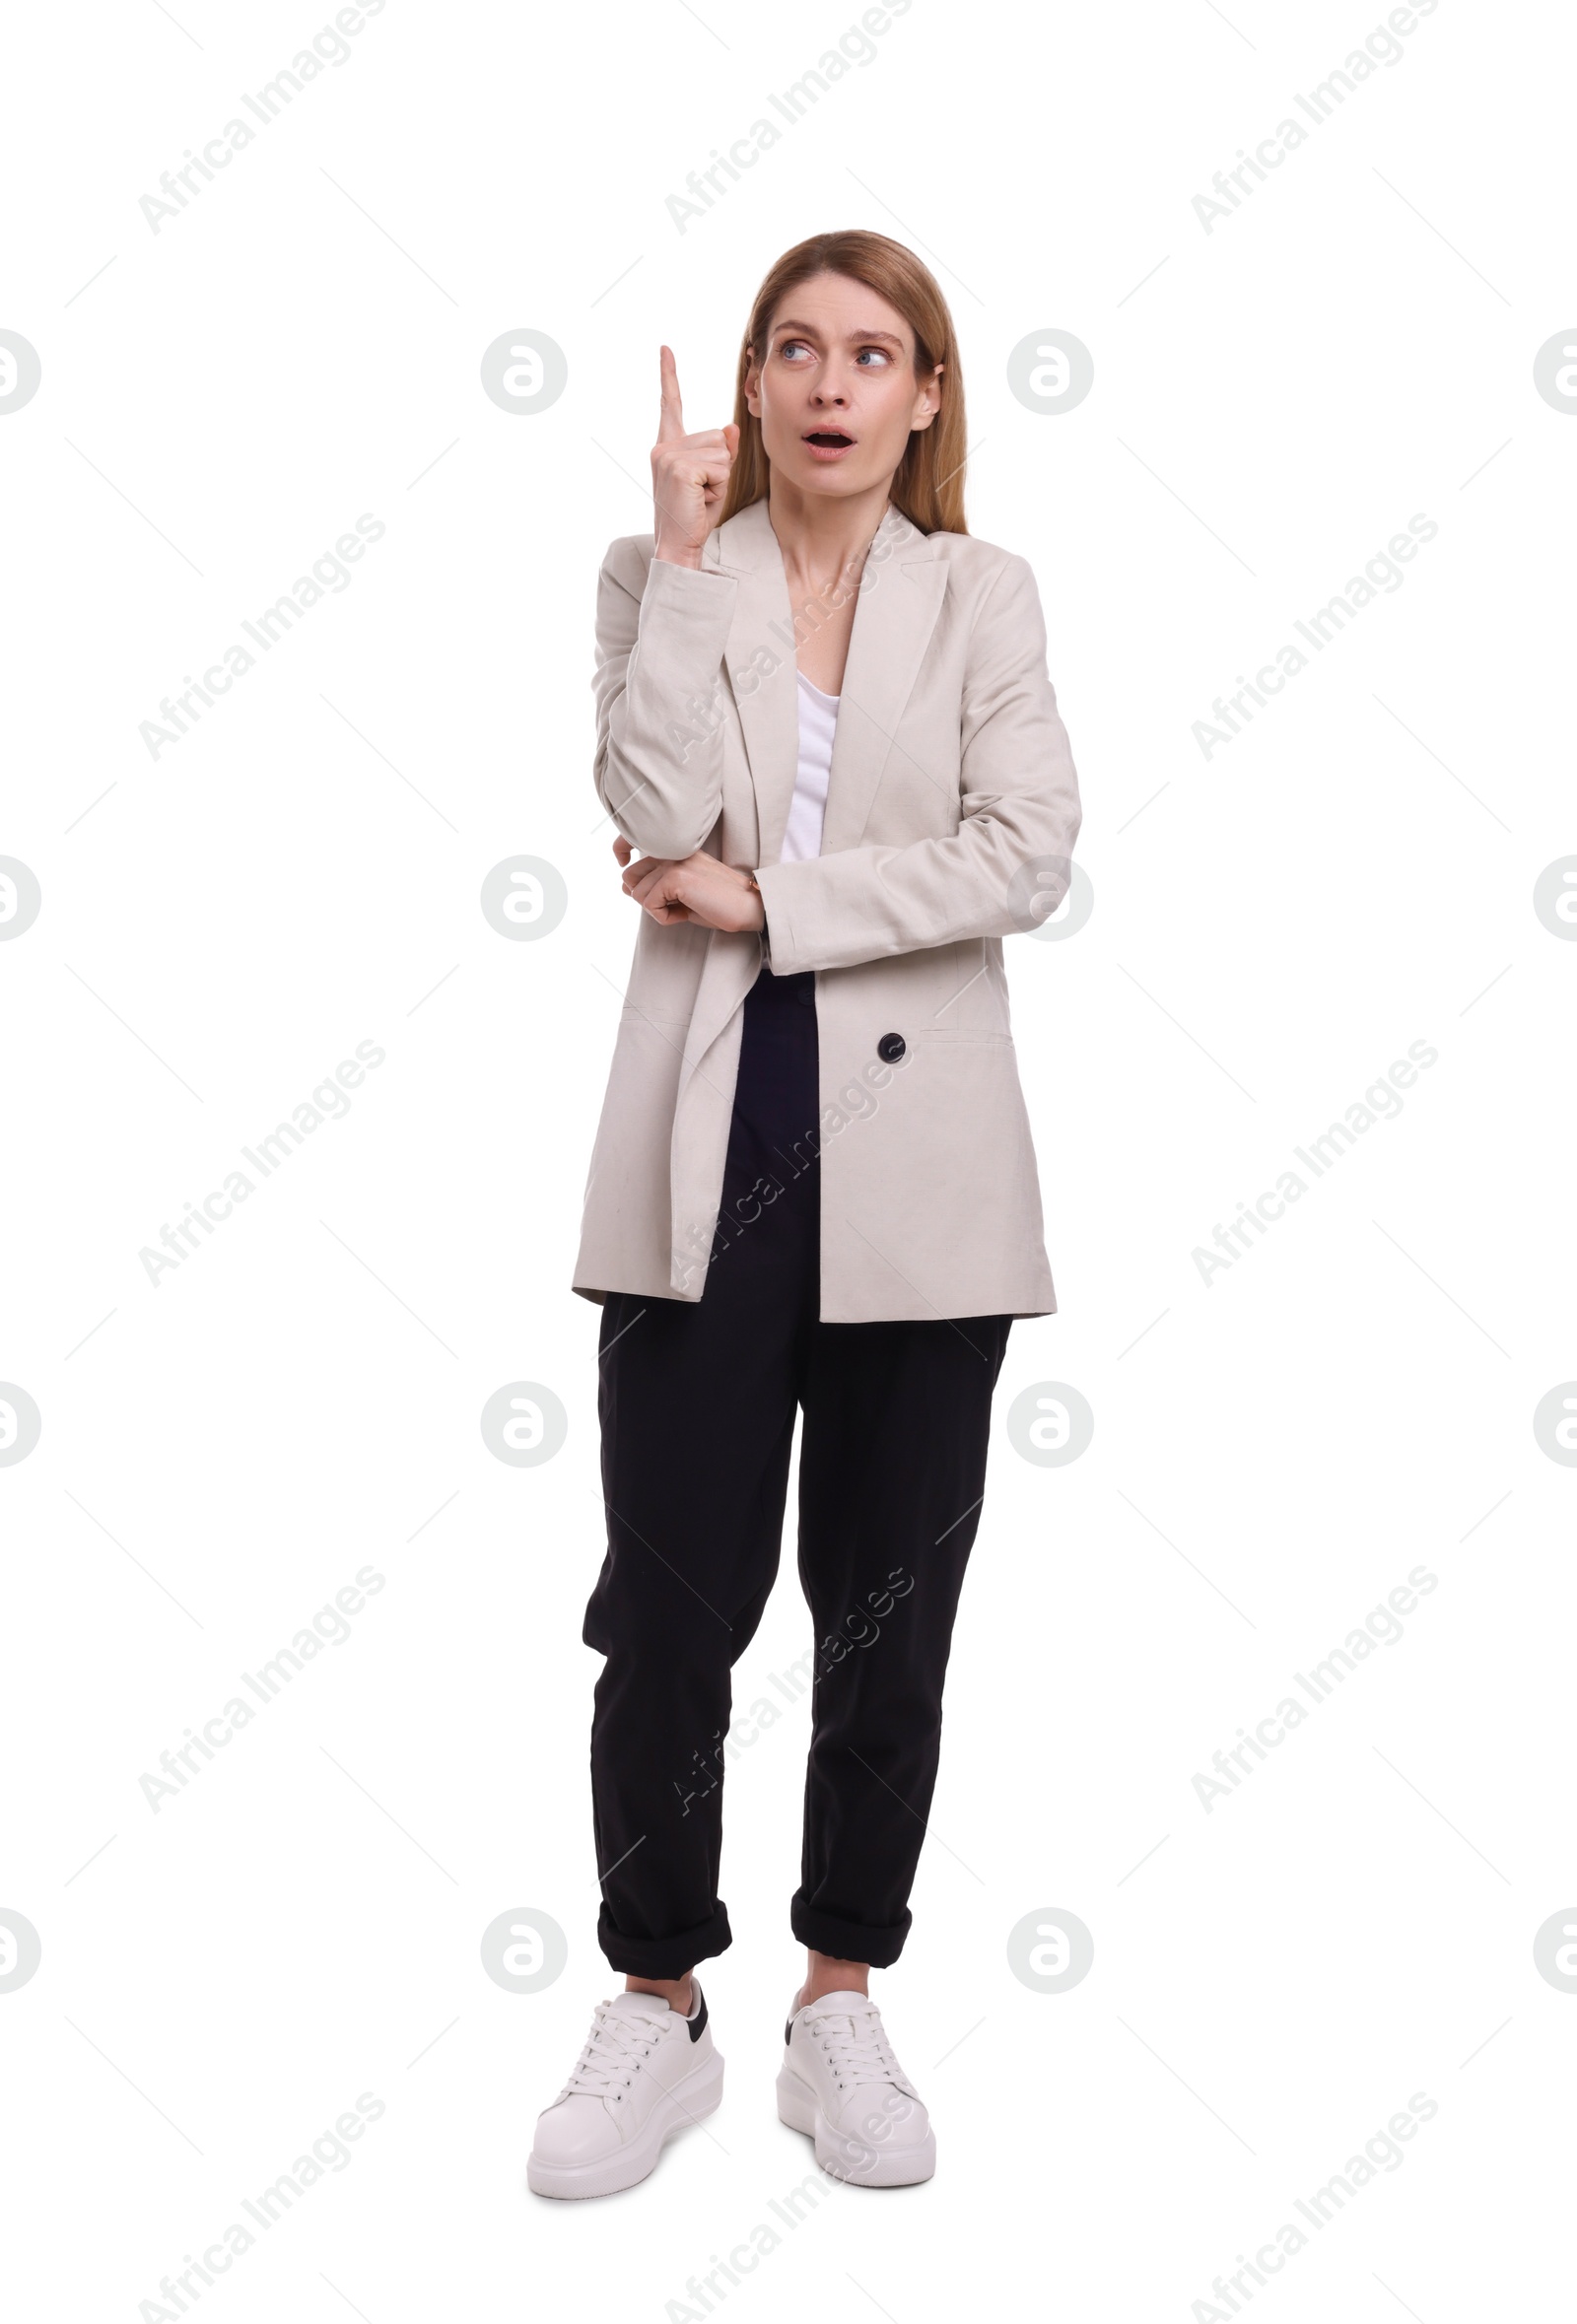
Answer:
[
  {"left": 784, "top": 2016, "right": 794, "bottom": 2047},
  {"left": 686, "top": 1983, "right": 708, "bottom": 2043}
]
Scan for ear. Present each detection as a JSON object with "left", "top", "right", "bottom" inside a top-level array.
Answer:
[
  {"left": 743, "top": 342, "right": 762, "bottom": 418},
  {"left": 910, "top": 362, "right": 943, "bottom": 433}
]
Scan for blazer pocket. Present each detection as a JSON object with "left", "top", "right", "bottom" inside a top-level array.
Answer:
[
  {"left": 618, "top": 1001, "right": 693, "bottom": 1029},
  {"left": 911, "top": 1026, "right": 1015, "bottom": 1048}
]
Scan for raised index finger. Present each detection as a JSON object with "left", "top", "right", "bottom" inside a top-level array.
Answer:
[{"left": 657, "top": 344, "right": 686, "bottom": 443}]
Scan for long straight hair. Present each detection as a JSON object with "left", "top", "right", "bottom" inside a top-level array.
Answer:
[{"left": 719, "top": 231, "right": 967, "bottom": 535}]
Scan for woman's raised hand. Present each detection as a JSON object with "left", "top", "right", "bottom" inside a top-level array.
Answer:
[{"left": 651, "top": 346, "right": 739, "bottom": 570}]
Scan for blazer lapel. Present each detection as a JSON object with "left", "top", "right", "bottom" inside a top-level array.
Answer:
[
  {"left": 711, "top": 498, "right": 948, "bottom": 866},
  {"left": 821, "top": 513, "right": 947, "bottom": 854},
  {"left": 712, "top": 500, "right": 796, "bottom": 866}
]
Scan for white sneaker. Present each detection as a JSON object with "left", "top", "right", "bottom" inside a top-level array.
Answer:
[
  {"left": 776, "top": 1987, "right": 935, "bottom": 2186},
  {"left": 527, "top": 1984, "right": 723, "bottom": 2199}
]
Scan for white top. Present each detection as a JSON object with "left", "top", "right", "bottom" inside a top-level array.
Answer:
[{"left": 780, "top": 670, "right": 840, "bottom": 863}]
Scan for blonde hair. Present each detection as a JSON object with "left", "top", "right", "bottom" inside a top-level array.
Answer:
[{"left": 719, "top": 231, "right": 967, "bottom": 535}]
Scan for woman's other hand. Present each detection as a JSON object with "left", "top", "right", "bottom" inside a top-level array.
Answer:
[
  {"left": 613, "top": 837, "right": 763, "bottom": 932},
  {"left": 651, "top": 346, "right": 739, "bottom": 571}
]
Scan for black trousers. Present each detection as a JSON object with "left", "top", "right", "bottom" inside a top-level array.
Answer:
[{"left": 583, "top": 964, "right": 1011, "bottom": 1977}]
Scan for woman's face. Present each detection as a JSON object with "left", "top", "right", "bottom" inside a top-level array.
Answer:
[{"left": 744, "top": 271, "right": 941, "bottom": 505}]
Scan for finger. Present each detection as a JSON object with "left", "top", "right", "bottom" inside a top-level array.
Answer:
[
  {"left": 722, "top": 421, "right": 739, "bottom": 457},
  {"left": 611, "top": 836, "right": 633, "bottom": 866},
  {"left": 623, "top": 862, "right": 670, "bottom": 902},
  {"left": 626, "top": 851, "right": 707, "bottom": 895},
  {"left": 657, "top": 345, "right": 685, "bottom": 444},
  {"left": 657, "top": 450, "right": 732, "bottom": 496},
  {"left": 651, "top": 433, "right": 731, "bottom": 469}
]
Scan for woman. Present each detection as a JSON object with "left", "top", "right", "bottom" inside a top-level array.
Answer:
[{"left": 527, "top": 230, "right": 1081, "bottom": 2200}]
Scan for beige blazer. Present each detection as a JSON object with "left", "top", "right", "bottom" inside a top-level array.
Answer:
[{"left": 573, "top": 496, "right": 1082, "bottom": 1324}]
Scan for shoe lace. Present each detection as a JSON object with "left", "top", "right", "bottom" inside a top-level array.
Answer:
[
  {"left": 803, "top": 2000, "right": 906, "bottom": 2092},
  {"left": 559, "top": 2002, "right": 665, "bottom": 2104}
]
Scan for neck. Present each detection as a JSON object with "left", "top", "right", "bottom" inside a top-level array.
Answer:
[{"left": 765, "top": 475, "right": 893, "bottom": 593}]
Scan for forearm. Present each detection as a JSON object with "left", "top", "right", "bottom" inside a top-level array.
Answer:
[
  {"left": 755, "top": 786, "right": 1081, "bottom": 976},
  {"left": 594, "top": 560, "right": 738, "bottom": 858},
  {"left": 754, "top": 549, "right": 1082, "bottom": 975}
]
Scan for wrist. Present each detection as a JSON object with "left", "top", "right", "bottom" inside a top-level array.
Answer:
[{"left": 653, "top": 541, "right": 704, "bottom": 571}]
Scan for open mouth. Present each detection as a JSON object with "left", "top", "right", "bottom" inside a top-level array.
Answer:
[{"left": 802, "top": 429, "right": 856, "bottom": 452}]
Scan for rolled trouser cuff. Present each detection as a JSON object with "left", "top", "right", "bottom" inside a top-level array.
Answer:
[
  {"left": 595, "top": 1898, "right": 732, "bottom": 1979},
  {"left": 790, "top": 1894, "right": 911, "bottom": 1971}
]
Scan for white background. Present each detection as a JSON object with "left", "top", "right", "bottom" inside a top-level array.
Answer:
[{"left": 3, "top": 1, "right": 1575, "bottom": 2317}]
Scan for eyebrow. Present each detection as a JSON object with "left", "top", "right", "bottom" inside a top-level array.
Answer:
[{"left": 772, "top": 319, "right": 906, "bottom": 348}]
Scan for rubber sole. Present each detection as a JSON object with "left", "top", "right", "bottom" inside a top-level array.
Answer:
[
  {"left": 775, "top": 2062, "right": 936, "bottom": 2187},
  {"left": 527, "top": 2050, "right": 725, "bottom": 2199}
]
